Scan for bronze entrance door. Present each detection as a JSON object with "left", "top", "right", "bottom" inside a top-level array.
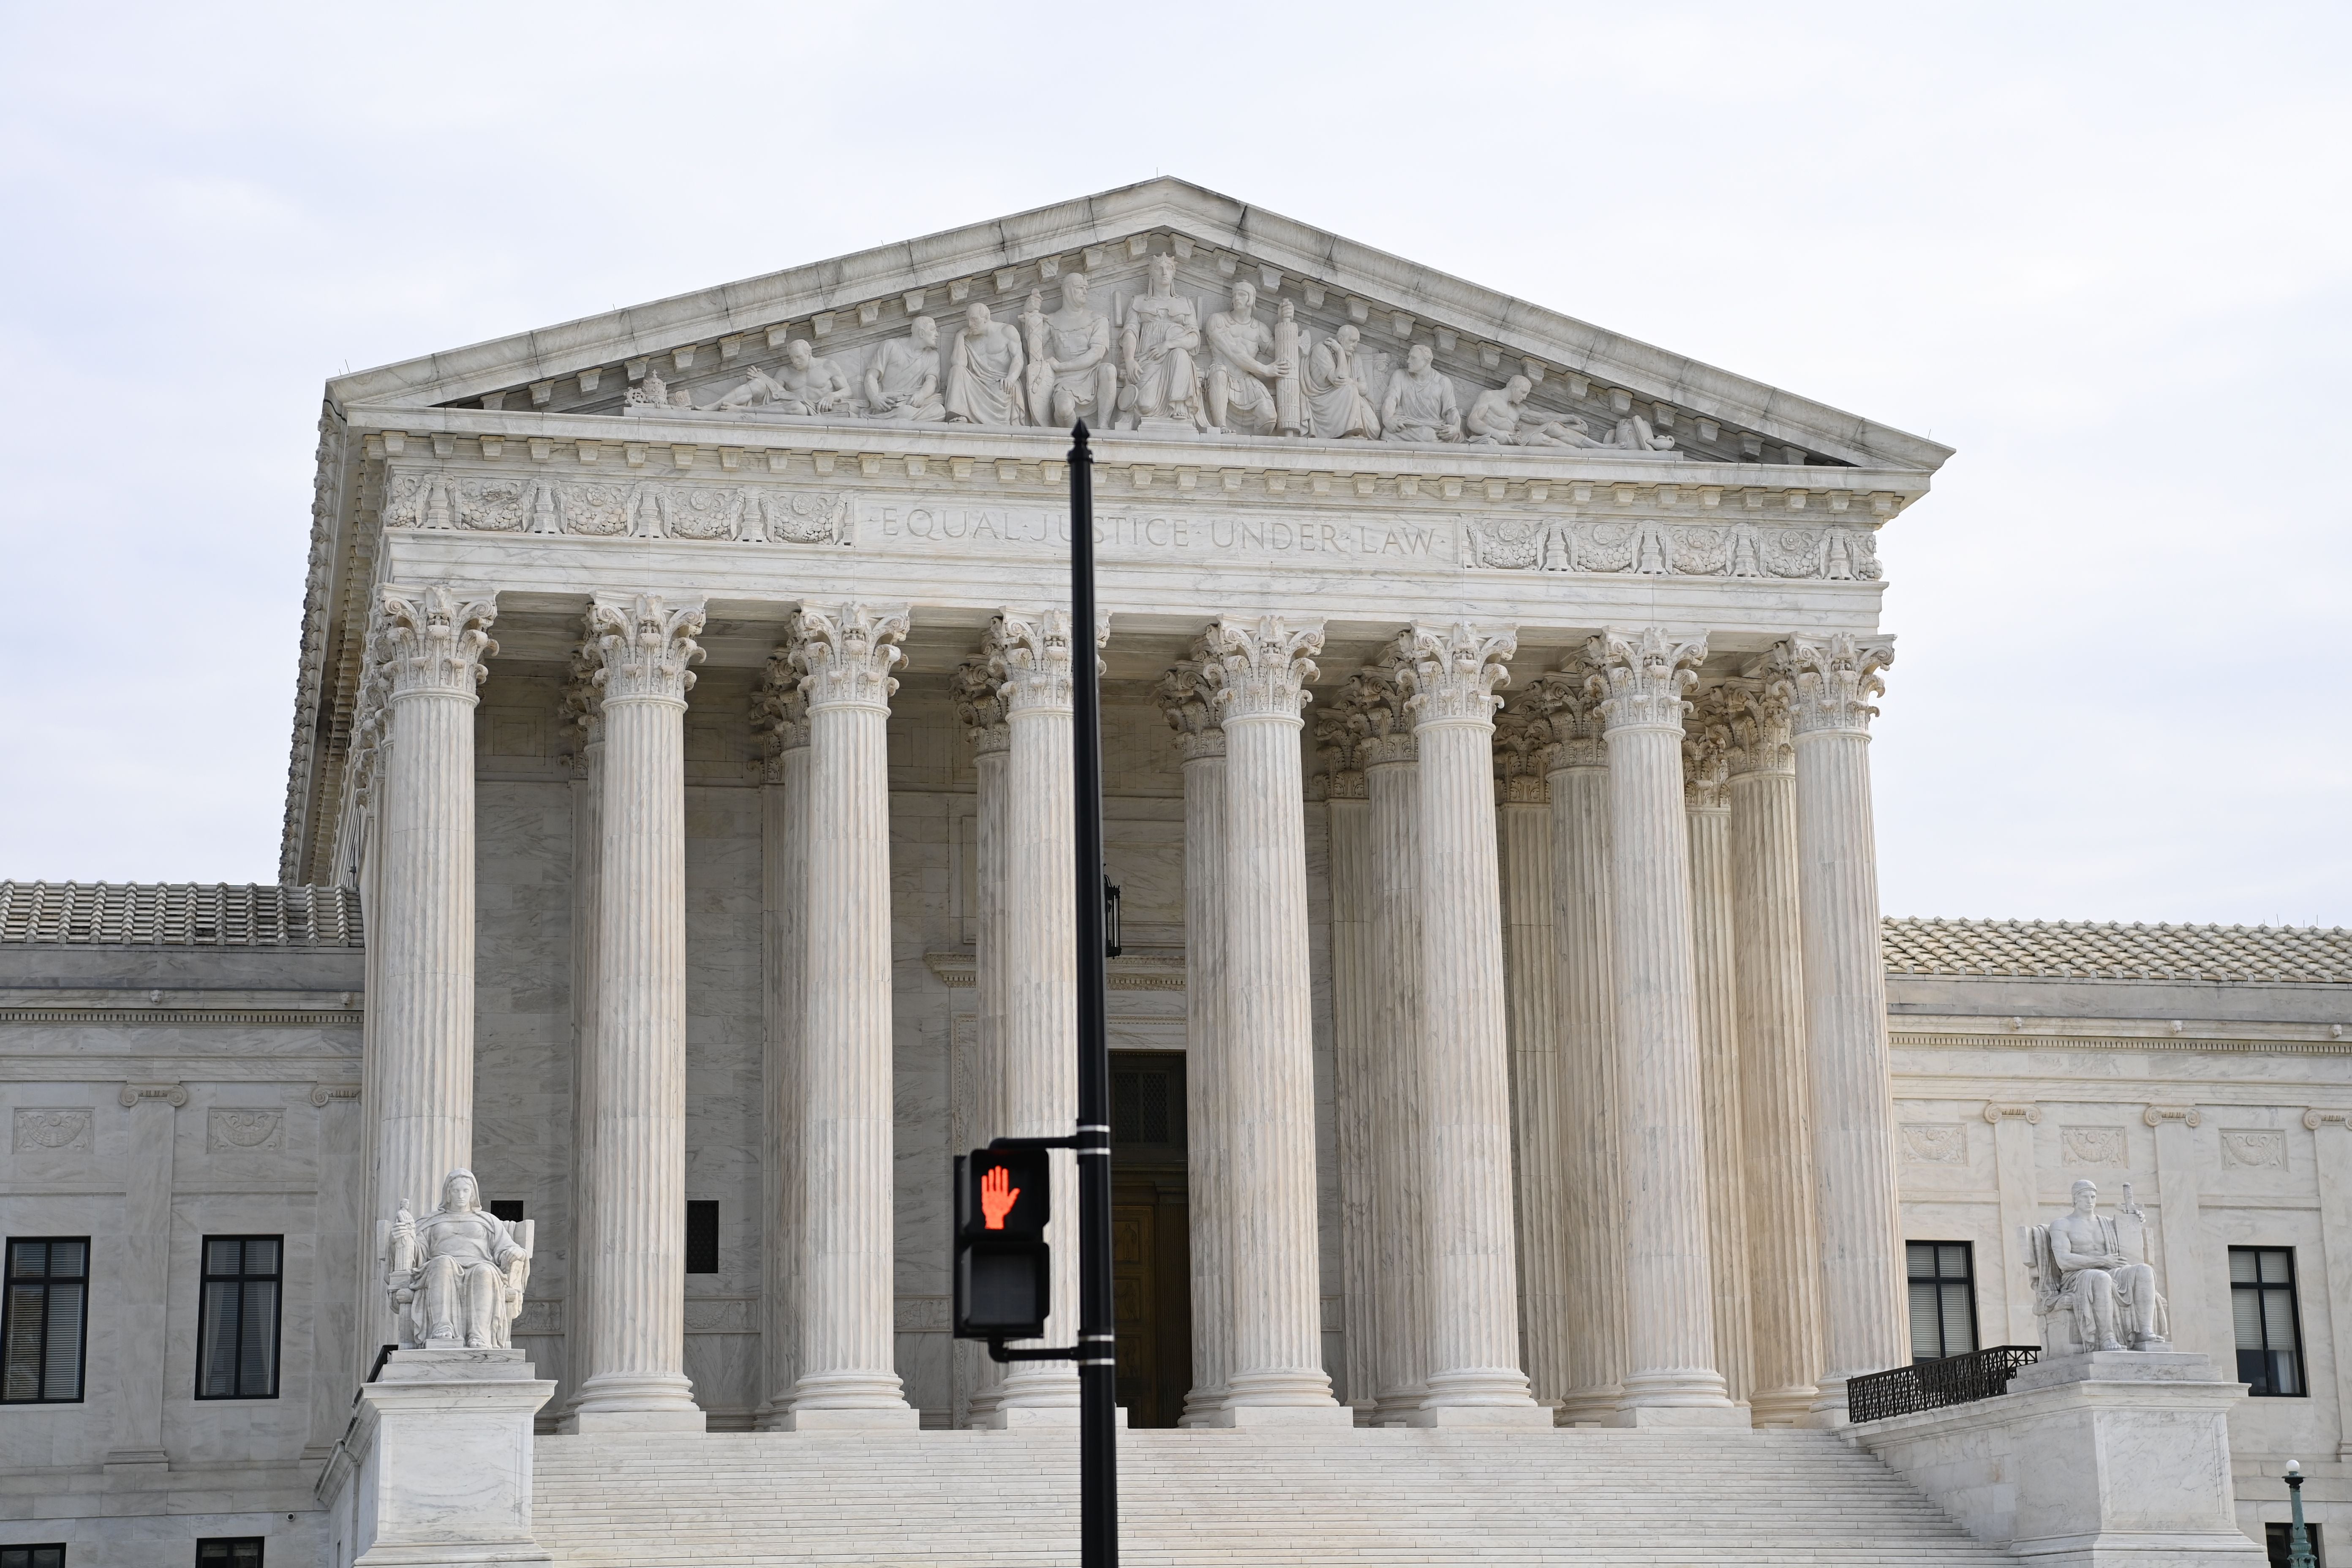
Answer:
[{"left": 1109, "top": 1051, "right": 1192, "bottom": 1427}]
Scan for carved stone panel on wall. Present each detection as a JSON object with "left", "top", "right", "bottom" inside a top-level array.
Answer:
[
  {"left": 1899, "top": 1124, "right": 1968, "bottom": 1164},
  {"left": 209, "top": 1108, "right": 284, "bottom": 1151},
  {"left": 683, "top": 1297, "right": 756, "bottom": 1334},
  {"left": 1464, "top": 514, "right": 1881, "bottom": 582},
  {"left": 385, "top": 473, "right": 854, "bottom": 548},
  {"left": 2060, "top": 1126, "right": 2128, "bottom": 1167},
  {"left": 2221, "top": 1130, "right": 2287, "bottom": 1169},
  {"left": 12, "top": 1108, "right": 93, "bottom": 1153}
]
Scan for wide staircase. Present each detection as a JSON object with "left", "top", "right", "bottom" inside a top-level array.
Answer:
[{"left": 532, "top": 1426, "right": 2006, "bottom": 1565}]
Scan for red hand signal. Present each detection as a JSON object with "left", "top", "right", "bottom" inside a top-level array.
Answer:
[{"left": 980, "top": 1163, "right": 1020, "bottom": 1230}]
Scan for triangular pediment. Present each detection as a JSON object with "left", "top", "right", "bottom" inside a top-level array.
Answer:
[{"left": 327, "top": 178, "right": 1947, "bottom": 474}]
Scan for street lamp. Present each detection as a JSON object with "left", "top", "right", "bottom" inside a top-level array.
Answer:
[{"left": 2285, "top": 1459, "right": 2317, "bottom": 1568}]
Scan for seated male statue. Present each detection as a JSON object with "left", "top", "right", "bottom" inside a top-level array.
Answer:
[
  {"left": 384, "top": 1168, "right": 532, "bottom": 1350},
  {"left": 863, "top": 316, "right": 947, "bottom": 422},
  {"left": 772, "top": 338, "right": 861, "bottom": 416},
  {"left": 2031, "top": 1178, "right": 2169, "bottom": 1353},
  {"left": 1465, "top": 375, "right": 1598, "bottom": 447}
]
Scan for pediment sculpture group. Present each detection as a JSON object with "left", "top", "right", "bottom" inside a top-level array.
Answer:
[{"left": 630, "top": 259, "right": 1677, "bottom": 451}]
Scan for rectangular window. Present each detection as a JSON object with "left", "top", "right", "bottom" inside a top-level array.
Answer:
[
  {"left": 685, "top": 1202, "right": 719, "bottom": 1275},
  {"left": 2265, "top": 1522, "right": 2325, "bottom": 1565},
  {"left": 3, "top": 1238, "right": 89, "bottom": 1403},
  {"left": 1906, "top": 1241, "right": 1979, "bottom": 1362},
  {"left": 196, "top": 1236, "right": 282, "bottom": 1399},
  {"left": 0, "top": 1545, "right": 67, "bottom": 1568},
  {"left": 196, "top": 1541, "right": 263, "bottom": 1568},
  {"left": 488, "top": 1200, "right": 524, "bottom": 1223},
  {"left": 2232, "top": 1247, "right": 2306, "bottom": 1397}
]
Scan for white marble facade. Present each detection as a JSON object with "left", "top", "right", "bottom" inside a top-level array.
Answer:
[{"left": 4, "top": 180, "right": 2350, "bottom": 1563}]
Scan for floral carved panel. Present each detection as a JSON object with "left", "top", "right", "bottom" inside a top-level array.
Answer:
[
  {"left": 13, "top": 1108, "right": 93, "bottom": 1153},
  {"left": 2061, "top": 1126, "right": 2129, "bottom": 1167}
]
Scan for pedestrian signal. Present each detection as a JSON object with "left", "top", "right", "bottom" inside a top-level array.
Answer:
[{"left": 953, "top": 1146, "right": 1051, "bottom": 1341}]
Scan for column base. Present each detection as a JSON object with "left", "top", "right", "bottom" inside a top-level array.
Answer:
[
  {"left": 1202, "top": 1402, "right": 1356, "bottom": 1429},
  {"left": 781, "top": 1406, "right": 921, "bottom": 1432},
  {"left": 1613, "top": 1402, "right": 1752, "bottom": 1429},
  {"left": 562, "top": 1407, "right": 707, "bottom": 1434},
  {"left": 977, "top": 1404, "right": 1127, "bottom": 1429},
  {"left": 1403, "top": 1402, "right": 1554, "bottom": 1429},
  {"left": 1746, "top": 1384, "right": 1819, "bottom": 1426},
  {"left": 1552, "top": 1386, "right": 1624, "bottom": 1427}
]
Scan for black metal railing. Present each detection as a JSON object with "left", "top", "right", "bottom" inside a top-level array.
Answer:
[{"left": 1848, "top": 1345, "right": 2040, "bottom": 1423}]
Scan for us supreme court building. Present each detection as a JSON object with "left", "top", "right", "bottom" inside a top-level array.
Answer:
[{"left": 4, "top": 180, "right": 2349, "bottom": 1567}]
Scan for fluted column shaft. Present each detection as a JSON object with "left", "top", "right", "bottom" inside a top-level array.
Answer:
[
  {"left": 1160, "top": 663, "right": 1233, "bottom": 1423},
  {"left": 1403, "top": 625, "right": 1541, "bottom": 1424},
  {"left": 787, "top": 604, "right": 917, "bottom": 1426},
  {"left": 574, "top": 593, "right": 705, "bottom": 1430},
  {"left": 988, "top": 610, "right": 1090, "bottom": 1417},
  {"left": 560, "top": 661, "right": 604, "bottom": 1422},
  {"left": 1782, "top": 636, "right": 1907, "bottom": 1413},
  {"left": 754, "top": 670, "right": 810, "bottom": 1430},
  {"left": 1200, "top": 616, "right": 1346, "bottom": 1424},
  {"left": 1685, "top": 768, "right": 1754, "bottom": 1407},
  {"left": 1541, "top": 717, "right": 1628, "bottom": 1425},
  {"left": 1728, "top": 683, "right": 1822, "bottom": 1423},
  {"left": 1321, "top": 773, "right": 1375, "bottom": 1415},
  {"left": 1364, "top": 733, "right": 1427, "bottom": 1419},
  {"left": 1590, "top": 629, "right": 1736, "bottom": 1422},
  {"left": 369, "top": 584, "right": 495, "bottom": 1356},
  {"left": 1496, "top": 734, "right": 1569, "bottom": 1413},
  {"left": 954, "top": 664, "right": 1011, "bottom": 1426}
]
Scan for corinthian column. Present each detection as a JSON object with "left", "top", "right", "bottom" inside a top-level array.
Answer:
[
  {"left": 368, "top": 583, "right": 496, "bottom": 1355},
  {"left": 1311, "top": 711, "right": 1375, "bottom": 1418},
  {"left": 1197, "top": 615, "right": 1348, "bottom": 1426},
  {"left": 1725, "top": 672, "right": 1822, "bottom": 1424},
  {"left": 785, "top": 603, "right": 917, "bottom": 1428},
  {"left": 752, "top": 664, "right": 811, "bottom": 1430},
  {"left": 1587, "top": 628, "right": 1739, "bottom": 1424},
  {"left": 1683, "top": 693, "right": 1753, "bottom": 1409},
  {"left": 1400, "top": 624, "right": 1543, "bottom": 1426},
  {"left": 1494, "top": 704, "right": 1568, "bottom": 1415},
  {"left": 1776, "top": 634, "right": 1906, "bottom": 1417},
  {"left": 1523, "top": 670, "right": 1625, "bottom": 1424},
  {"left": 559, "top": 648, "right": 604, "bottom": 1422},
  {"left": 573, "top": 592, "right": 707, "bottom": 1432},
  {"left": 1335, "top": 664, "right": 1427, "bottom": 1422},
  {"left": 1159, "top": 664, "right": 1233, "bottom": 1423},
  {"left": 982, "top": 607, "right": 1105, "bottom": 1423},
  {"left": 950, "top": 659, "right": 1010, "bottom": 1426}
]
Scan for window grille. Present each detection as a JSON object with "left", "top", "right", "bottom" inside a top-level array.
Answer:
[
  {"left": 2232, "top": 1247, "right": 2306, "bottom": 1396},
  {"left": 196, "top": 1540, "right": 264, "bottom": 1568},
  {"left": 3, "top": 1239, "right": 89, "bottom": 1403},
  {"left": 1906, "top": 1241, "right": 1979, "bottom": 1362},
  {"left": 0, "top": 1545, "right": 66, "bottom": 1568},
  {"left": 686, "top": 1202, "right": 719, "bottom": 1275},
  {"left": 197, "top": 1237, "right": 282, "bottom": 1399},
  {"left": 1112, "top": 1063, "right": 1181, "bottom": 1148}
]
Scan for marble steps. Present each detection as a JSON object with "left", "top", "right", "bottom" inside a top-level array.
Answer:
[{"left": 531, "top": 1428, "right": 2009, "bottom": 1565}]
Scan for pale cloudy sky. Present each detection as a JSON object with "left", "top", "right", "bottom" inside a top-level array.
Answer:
[{"left": 2, "top": 2, "right": 2345, "bottom": 925}]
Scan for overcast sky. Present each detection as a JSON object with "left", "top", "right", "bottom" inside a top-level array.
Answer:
[{"left": 2, "top": 2, "right": 2345, "bottom": 926}]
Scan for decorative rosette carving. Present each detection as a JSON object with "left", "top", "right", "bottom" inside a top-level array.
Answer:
[
  {"left": 1195, "top": 615, "right": 1323, "bottom": 723},
  {"left": 1583, "top": 626, "right": 1707, "bottom": 734},
  {"left": 1154, "top": 662, "right": 1225, "bottom": 763},
  {"left": 1399, "top": 621, "right": 1516, "bottom": 728},
  {"left": 380, "top": 583, "right": 499, "bottom": 699},
  {"left": 789, "top": 602, "right": 909, "bottom": 712},
  {"left": 586, "top": 593, "right": 706, "bottom": 703},
  {"left": 1767, "top": 633, "right": 1894, "bottom": 736}
]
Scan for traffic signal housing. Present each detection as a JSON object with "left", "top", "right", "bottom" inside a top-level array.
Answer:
[{"left": 953, "top": 1145, "right": 1051, "bottom": 1342}]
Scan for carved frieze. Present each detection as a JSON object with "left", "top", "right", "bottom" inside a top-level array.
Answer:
[
  {"left": 13, "top": 1108, "right": 93, "bottom": 1153},
  {"left": 1466, "top": 514, "right": 1880, "bottom": 582},
  {"left": 384, "top": 472, "right": 854, "bottom": 547}
]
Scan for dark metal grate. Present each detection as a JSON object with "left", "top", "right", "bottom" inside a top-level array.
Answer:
[{"left": 1848, "top": 1344, "right": 2039, "bottom": 1423}]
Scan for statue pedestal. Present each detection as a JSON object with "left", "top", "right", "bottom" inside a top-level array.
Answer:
[
  {"left": 320, "top": 1348, "right": 557, "bottom": 1568},
  {"left": 1856, "top": 1350, "right": 2261, "bottom": 1565}
]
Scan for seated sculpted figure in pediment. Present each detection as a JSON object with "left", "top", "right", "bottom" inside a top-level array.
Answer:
[
  {"left": 1465, "top": 376, "right": 1598, "bottom": 448},
  {"left": 1118, "top": 252, "right": 1206, "bottom": 432},
  {"left": 946, "top": 302, "right": 1028, "bottom": 427},
  {"left": 2024, "top": 1178, "right": 2170, "bottom": 1354},
  {"left": 864, "top": 316, "right": 948, "bottom": 422},
  {"left": 1302, "top": 320, "right": 1380, "bottom": 440},
  {"left": 1380, "top": 344, "right": 1462, "bottom": 443},
  {"left": 1203, "top": 280, "right": 1288, "bottom": 436},
  {"left": 769, "top": 339, "right": 862, "bottom": 417}
]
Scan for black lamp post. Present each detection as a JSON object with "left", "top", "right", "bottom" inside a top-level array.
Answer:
[{"left": 2286, "top": 1459, "right": 2317, "bottom": 1568}]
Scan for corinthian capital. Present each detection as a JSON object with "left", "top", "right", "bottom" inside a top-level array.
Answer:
[
  {"left": 753, "top": 650, "right": 811, "bottom": 764},
  {"left": 1196, "top": 615, "right": 1323, "bottom": 723},
  {"left": 790, "top": 602, "right": 909, "bottom": 712},
  {"left": 985, "top": 607, "right": 1111, "bottom": 715},
  {"left": 587, "top": 593, "right": 707, "bottom": 703},
  {"left": 379, "top": 583, "right": 498, "bottom": 699},
  {"left": 1584, "top": 627, "right": 1707, "bottom": 733},
  {"left": 1400, "top": 621, "right": 1516, "bottom": 728},
  {"left": 1329, "top": 660, "right": 1414, "bottom": 766},
  {"left": 1155, "top": 662, "right": 1225, "bottom": 763},
  {"left": 1720, "top": 672, "right": 1794, "bottom": 777},
  {"left": 1682, "top": 686, "right": 1734, "bottom": 809},
  {"left": 1493, "top": 706, "right": 1552, "bottom": 803},
  {"left": 950, "top": 659, "right": 1010, "bottom": 757},
  {"left": 1769, "top": 634, "right": 1894, "bottom": 736},
  {"left": 1519, "top": 667, "right": 1605, "bottom": 770}
]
